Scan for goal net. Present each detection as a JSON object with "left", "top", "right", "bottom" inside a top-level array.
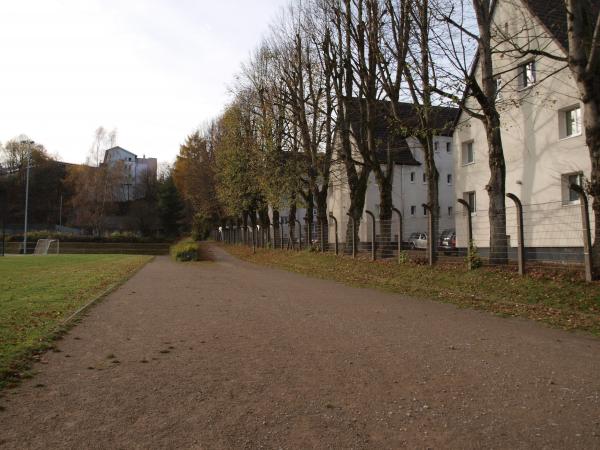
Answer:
[{"left": 34, "top": 239, "right": 60, "bottom": 255}]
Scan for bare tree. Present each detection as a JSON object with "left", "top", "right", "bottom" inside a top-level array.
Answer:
[{"left": 431, "top": 0, "right": 510, "bottom": 264}]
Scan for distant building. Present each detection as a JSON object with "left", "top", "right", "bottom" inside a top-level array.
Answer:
[
  {"left": 102, "top": 146, "right": 157, "bottom": 201},
  {"left": 328, "top": 99, "right": 457, "bottom": 245}
]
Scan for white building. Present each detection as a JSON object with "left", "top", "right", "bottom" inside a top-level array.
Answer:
[
  {"left": 103, "top": 146, "right": 158, "bottom": 201},
  {"left": 328, "top": 100, "right": 458, "bottom": 246},
  {"left": 453, "top": 0, "right": 591, "bottom": 261}
]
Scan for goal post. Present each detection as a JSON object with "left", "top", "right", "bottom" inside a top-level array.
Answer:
[{"left": 34, "top": 239, "right": 60, "bottom": 255}]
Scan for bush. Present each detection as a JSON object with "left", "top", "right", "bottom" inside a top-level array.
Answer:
[
  {"left": 7, "top": 231, "right": 172, "bottom": 244},
  {"left": 170, "top": 238, "right": 200, "bottom": 262},
  {"left": 467, "top": 241, "right": 483, "bottom": 269}
]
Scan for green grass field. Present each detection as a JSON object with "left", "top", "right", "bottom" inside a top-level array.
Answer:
[
  {"left": 0, "top": 254, "right": 151, "bottom": 388},
  {"left": 225, "top": 245, "right": 600, "bottom": 336}
]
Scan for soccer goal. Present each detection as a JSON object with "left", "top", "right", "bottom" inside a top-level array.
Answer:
[{"left": 34, "top": 239, "right": 60, "bottom": 255}]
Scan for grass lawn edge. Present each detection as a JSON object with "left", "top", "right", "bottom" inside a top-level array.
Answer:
[{"left": 0, "top": 255, "right": 154, "bottom": 391}]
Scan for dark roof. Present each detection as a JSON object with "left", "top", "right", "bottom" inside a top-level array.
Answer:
[
  {"left": 346, "top": 98, "right": 458, "bottom": 166},
  {"left": 523, "top": 0, "right": 568, "bottom": 51}
]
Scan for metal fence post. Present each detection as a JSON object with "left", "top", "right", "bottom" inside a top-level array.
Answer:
[
  {"left": 365, "top": 210, "right": 376, "bottom": 261},
  {"left": 293, "top": 219, "right": 301, "bottom": 250},
  {"left": 280, "top": 218, "right": 285, "bottom": 250},
  {"left": 571, "top": 184, "right": 594, "bottom": 282},
  {"left": 305, "top": 217, "right": 312, "bottom": 249},
  {"left": 392, "top": 207, "right": 402, "bottom": 263},
  {"left": 422, "top": 203, "right": 434, "bottom": 266},
  {"left": 457, "top": 199, "right": 473, "bottom": 270},
  {"left": 506, "top": 193, "right": 525, "bottom": 276},
  {"left": 319, "top": 218, "right": 325, "bottom": 253},
  {"left": 329, "top": 213, "right": 338, "bottom": 255}
]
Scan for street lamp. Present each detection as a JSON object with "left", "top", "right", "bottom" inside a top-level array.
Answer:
[{"left": 21, "top": 140, "right": 34, "bottom": 254}]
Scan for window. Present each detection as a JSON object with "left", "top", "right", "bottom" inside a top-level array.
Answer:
[
  {"left": 495, "top": 77, "right": 503, "bottom": 100},
  {"left": 448, "top": 206, "right": 453, "bottom": 216},
  {"left": 447, "top": 174, "right": 452, "bottom": 185},
  {"left": 565, "top": 106, "right": 582, "bottom": 137},
  {"left": 563, "top": 172, "right": 583, "bottom": 203},
  {"left": 434, "top": 141, "right": 439, "bottom": 152},
  {"left": 464, "top": 191, "right": 476, "bottom": 213},
  {"left": 462, "top": 141, "right": 474, "bottom": 165},
  {"left": 410, "top": 171, "right": 415, "bottom": 183},
  {"left": 423, "top": 206, "right": 428, "bottom": 216},
  {"left": 518, "top": 61, "right": 536, "bottom": 88},
  {"left": 422, "top": 173, "right": 427, "bottom": 183},
  {"left": 446, "top": 142, "right": 452, "bottom": 153},
  {"left": 410, "top": 205, "right": 416, "bottom": 216}
]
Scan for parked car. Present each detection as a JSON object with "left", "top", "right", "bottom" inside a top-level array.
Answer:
[
  {"left": 408, "top": 232, "right": 428, "bottom": 250},
  {"left": 439, "top": 229, "right": 457, "bottom": 255}
]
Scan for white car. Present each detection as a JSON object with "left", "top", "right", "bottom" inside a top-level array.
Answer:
[{"left": 408, "top": 232, "right": 428, "bottom": 250}]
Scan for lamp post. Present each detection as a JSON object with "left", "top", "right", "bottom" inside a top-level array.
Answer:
[{"left": 22, "top": 140, "right": 34, "bottom": 254}]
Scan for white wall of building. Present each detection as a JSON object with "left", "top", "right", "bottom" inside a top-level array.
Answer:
[
  {"left": 328, "top": 135, "right": 456, "bottom": 244},
  {"left": 453, "top": 0, "right": 592, "bottom": 251}
]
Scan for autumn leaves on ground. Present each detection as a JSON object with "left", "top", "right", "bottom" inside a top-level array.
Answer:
[{"left": 224, "top": 244, "right": 600, "bottom": 336}]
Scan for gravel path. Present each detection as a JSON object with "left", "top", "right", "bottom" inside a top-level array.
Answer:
[{"left": 1, "top": 244, "right": 600, "bottom": 449}]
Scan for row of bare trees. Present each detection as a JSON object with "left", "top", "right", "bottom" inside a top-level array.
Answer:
[{"left": 188, "top": 0, "right": 599, "bottom": 274}]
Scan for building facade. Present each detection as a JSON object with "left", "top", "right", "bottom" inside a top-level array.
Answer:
[
  {"left": 103, "top": 146, "right": 157, "bottom": 201},
  {"left": 453, "top": 0, "right": 591, "bottom": 260}
]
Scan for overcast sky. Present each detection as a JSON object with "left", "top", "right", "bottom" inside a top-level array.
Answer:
[{"left": 0, "top": 0, "right": 289, "bottom": 164}]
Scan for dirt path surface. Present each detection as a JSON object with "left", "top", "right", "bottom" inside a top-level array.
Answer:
[{"left": 2, "top": 244, "right": 600, "bottom": 449}]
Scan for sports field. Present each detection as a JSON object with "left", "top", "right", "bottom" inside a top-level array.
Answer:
[{"left": 0, "top": 254, "right": 151, "bottom": 388}]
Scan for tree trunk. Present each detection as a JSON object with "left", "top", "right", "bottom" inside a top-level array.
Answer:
[
  {"left": 288, "top": 199, "right": 297, "bottom": 250},
  {"left": 315, "top": 188, "right": 329, "bottom": 250},
  {"left": 485, "top": 115, "right": 508, "bottom": 264},
  {"left": 272, "top": 209, "right": 280, "bottom": 249},
  {"left": 585, "top": 100, "right": 600, "bottom": 275},
  {"left": 375, "top": 174, "right": 394, "bottom": 257},
  {"left": 424, "top": 136, "right": 439, "bottom": 264}
]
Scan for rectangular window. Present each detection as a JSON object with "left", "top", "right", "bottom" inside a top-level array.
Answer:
[
  {"left": 495, "top": 77, "right": 503, "bottom": 100},
  {"left": 434, "top": 141, "right": 439, "bottom": 152},
  {"left": 519, "top": 61, "right": 536, "bottom": 88},
  {"left": 565, "top": 106, "right": 582, "bottom": 137},
  {"left": 446, "top": 142, "right": 452, "bottom": 153},
  {"left": 464, "top": 191, "right": 476, "bottom": 213},
  {"left": 422, "top": 173, "right": 427, "bottom": 183},
  {"left": 423, "top": 206, "right": 428, "bottom": 216},
  {"left": 410, "top": 171, "right": 415, "bottom": 183},
  {"left": 448, "top": 206, "right": 453, "bottom": 216},
  {"left": 462, "top": 141, "right": 474, "bottom": 165},
  {"left": 563, "top": 172, "right": 583, "bottom": 203},
  {"left": 410, "top": 205, "right": 416, "bottom": 216},
  {"left": 447, "top": 174, "right": 452, "bottom": 185}
]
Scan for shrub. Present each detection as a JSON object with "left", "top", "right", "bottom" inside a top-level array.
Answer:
[
  {"left": 7, "top": 231, "right": 172, "bottom": 244},
  {"left": 467, "top": 240, "right": 483, "bottom": 269},
  {"left": 170, "top": 238, "right": 200, "bottom": 262}
]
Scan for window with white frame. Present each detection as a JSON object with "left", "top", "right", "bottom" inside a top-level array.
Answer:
[
  {"left": 564, "top": 106, "right": 582, "bottom": 137},
  {"left": 410, "top": 205, "right": 416, "bottom": 216},
  {"left": 447, "top": 174, "right": 452, "bottom": 185},
  {"left": 410, "top": 171, "right": 415, "bottom": 183},
  {"left": 462, "top": 141, "right": 474, "bottom": 165},
  {"left": 562, "top": 172, "right": 583, "bottom": 204},
  {"left": 518, "top": 60, "right": 536, "bottom": 88},
  {"left": 495, "top": 77, "right": 503, "bottom": 100},
  {"left": 464, "top": 191, "right": 476, "bottom": 213}
]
